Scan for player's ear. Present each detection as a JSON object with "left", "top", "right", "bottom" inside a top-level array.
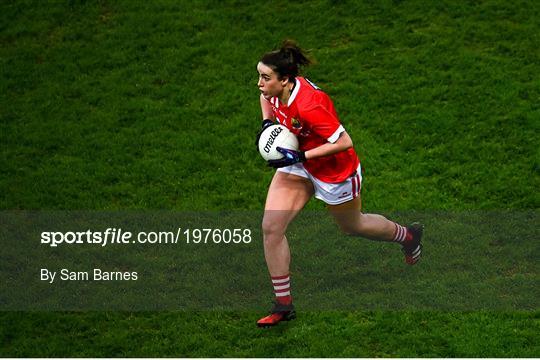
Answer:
[{"left": 280, "top": 76, "right": 289, "bottom": 87}]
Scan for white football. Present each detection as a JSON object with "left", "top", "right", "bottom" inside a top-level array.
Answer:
[{"left": 258, "top": 124, "right": 299, "bottom": 161}]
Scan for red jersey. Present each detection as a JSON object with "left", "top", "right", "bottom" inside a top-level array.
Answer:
[{"left": 266, "top": 77, "right": 360, "bottom": 183}]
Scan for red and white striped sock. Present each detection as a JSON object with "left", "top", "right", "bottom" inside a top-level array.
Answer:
[
  {"left": 272, "top": 274, "right": 292, "bottom": 305},
  {"left": 392, "top": 223, "right": 412, "bottom": 243}
]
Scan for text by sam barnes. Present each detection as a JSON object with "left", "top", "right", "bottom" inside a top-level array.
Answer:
[{"left": 41, "top": 268, "right": 138, "bottom": 283}]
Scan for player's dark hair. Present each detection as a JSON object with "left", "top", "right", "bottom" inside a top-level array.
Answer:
[{"left": 260, "top": 39, "right": 312, "bottom": 82}]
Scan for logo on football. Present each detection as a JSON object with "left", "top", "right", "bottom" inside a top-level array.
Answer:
[{"left": 258, "top": 124, "right": 299, "bottom": 161}]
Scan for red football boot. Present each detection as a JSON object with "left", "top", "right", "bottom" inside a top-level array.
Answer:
[
  {"left": 402, "top": 222, "right": 424, "bottom": 265},
  {"left": 256, "top": 301, "right": 296, "bottom": 328}
]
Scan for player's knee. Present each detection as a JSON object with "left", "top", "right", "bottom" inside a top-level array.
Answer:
[{"left": 261, "top": 218, "right": 286, "bottom": 242}]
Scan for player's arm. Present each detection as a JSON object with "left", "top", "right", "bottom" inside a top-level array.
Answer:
[
  {"left": 256, "top": 94, "right": 276, "bottom": 149},
  {"left": 267, "top": 105, "right": 354, "bottom": 168},
  {"left": 303, "top": 104, "right": 353, "bottom": 160},
  {"left": 268, "top": 133, "right": 353, "bottom": 168},
  {"left": 260, "top": 94, "right": 274, "bottom": 121},
  {"left": 304, "top": 130, "right": 353, "bottom": 160},
  {"left": 267, "top": 122, "right": 353, "bottom": 168}
]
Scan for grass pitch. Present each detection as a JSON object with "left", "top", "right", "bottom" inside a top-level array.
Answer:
[{"left": 1, "top": 0, "right": 539, "bottom": 357}]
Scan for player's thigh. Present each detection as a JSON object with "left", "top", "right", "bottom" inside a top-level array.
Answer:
[
  {"left": 326, "top": 195, "right": 363, "bottom": 234},
  {"left": 263, "top": 171, "right": 314, "bottom": 234},
  {"left": 265, "top": 171, "right": 314, "bottom": 210}
]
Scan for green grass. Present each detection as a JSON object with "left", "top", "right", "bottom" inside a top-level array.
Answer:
[
  {"left": 1, "top": 311, "right": 538, "bottom": 357},
  {"left": 1, "top": 0, "right": 539, "bottom": 357}
]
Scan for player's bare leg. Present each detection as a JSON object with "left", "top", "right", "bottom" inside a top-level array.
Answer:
[
  {"left": 263, "top": 171, "right": 314, "bottom": 274},
  {"left": 258, "top": 171, "right": 314, "bottom": 327},
  {"left": 328, "top": 196, "right": 424, "bottom": 264},
  {"left": 327, "top": 197, "right": 395, "bottom": 240}
]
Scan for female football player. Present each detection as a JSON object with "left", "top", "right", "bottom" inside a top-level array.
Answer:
[{"left": 255, "top": 40, "right": 424, "bottom": 327}]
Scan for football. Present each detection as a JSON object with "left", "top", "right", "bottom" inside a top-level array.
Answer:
[{"left": 258, "top": 124, "right": 299, "bottom": 161}]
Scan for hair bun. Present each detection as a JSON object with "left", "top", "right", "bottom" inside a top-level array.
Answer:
[
  {"left": 280, "top": 39, "right": 311, "bottom": 68},
  {"left": 260, "top": 39, "right": 312, "bottom": 80}
]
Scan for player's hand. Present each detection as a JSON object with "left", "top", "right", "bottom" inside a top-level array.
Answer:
[
  {"left": 267, "top": 147, "right": 306, "bottom": 168},
  {"left": 255, "top": 119, "right": 275, "bottom": 149}
]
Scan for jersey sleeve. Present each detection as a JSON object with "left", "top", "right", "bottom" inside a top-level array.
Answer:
[{"left": 301, "top": 105, "right": 345, "bottom": 144}]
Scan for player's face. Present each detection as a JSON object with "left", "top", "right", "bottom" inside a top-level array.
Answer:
[{"left": 257, "top": 62, "right": 288, "bottom": 99}]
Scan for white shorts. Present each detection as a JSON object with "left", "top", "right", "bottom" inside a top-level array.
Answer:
[{"left": 277, "top": 163, "right": 362, "bottom": 205}]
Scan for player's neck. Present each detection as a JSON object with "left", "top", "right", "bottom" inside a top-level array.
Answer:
[{"left": 278, "top": 81, "right": 295, "bottom": 106}]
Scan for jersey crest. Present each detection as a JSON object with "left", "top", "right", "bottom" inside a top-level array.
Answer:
[{"left": 291, "top": 118, "right": 302, "bottom": 129}]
